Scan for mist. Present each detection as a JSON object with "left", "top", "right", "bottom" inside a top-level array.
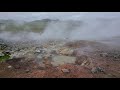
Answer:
[
  {"left": 0, "top": 19, "right": 120, "bottom": 42},
  {"left": 0, "top": 12, "right": 120, "bottom": 46},
  {"left": 41, "top": 19, "right": 120, "bottom": 41}
]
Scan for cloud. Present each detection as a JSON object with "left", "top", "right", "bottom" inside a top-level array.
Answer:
[{"left": 0, "top": 12, "right": 120, "bottom": 21}]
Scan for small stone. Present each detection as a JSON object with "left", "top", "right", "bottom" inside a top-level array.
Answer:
[
  {"left": 91, "top": 67, "right": 104, "bottom": 74},
  {"left": 61, "top": 69, "right": 70, "bottom": 73},
  {"left": 25, "top": 69, "right": 30, "bottom": 73},
  {"left": 81, "top": 60, "right": 89, "bottom": 66},
  {"left": 97, "top": 67, "right": 104, "bottom": 72},
  {"left": 91, "top": 67, "right": 97, "bottom": 74},
  {"left": 35, "top": 49, "right": 41, "bottom": 53},
  {"left": 7, "top": 65, "right": 12, "bottom": 69}
]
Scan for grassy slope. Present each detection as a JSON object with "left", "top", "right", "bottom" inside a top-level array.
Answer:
[{"left": 0, "top": 20, "right": 49, "bottom": 33}]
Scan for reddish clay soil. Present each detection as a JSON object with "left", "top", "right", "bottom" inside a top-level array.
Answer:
[
  {"left": 0, "top": 57, "right": 120, "bottom": 78},
  {"left": 0, "top": 40, "right": 120, "bottom": 78}
]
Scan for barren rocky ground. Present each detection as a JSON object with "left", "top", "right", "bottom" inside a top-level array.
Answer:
[{"left": 0, "top": 39, "right": 120, "bottom": 78}]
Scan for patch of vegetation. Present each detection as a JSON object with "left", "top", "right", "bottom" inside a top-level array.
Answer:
[{"left": 0, "top": 54, "right": 10, "bottom": 62}]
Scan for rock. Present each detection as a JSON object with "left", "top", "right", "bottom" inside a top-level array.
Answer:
[
  {"left": 99, "top": 51, "right": 120, "bottom": 60},
  {"left": 35, "top": 49, "right": 47, "bottom": 55},
  {"left": 81, "top": 60, "right": 90, "bottom": 66},
  {"left": 61, "top": 69, "right": 70, "bottom": 73},
  {"left": 25, "top": 53, "right": 35, "bottom": 59},
  {"left": 2, "top": 50, "right": 11, "bottom": 55},
  {"left": 100, "top": 53, "right": 108, "bottom": 57},
  {"left": 0, "top": 53, "right": 4, "bottom": 56},
  {"left": 14, "top": 65, "right": 21, "bottom": 69},
  {"left": 91, "top": 67, "right": 97, "bottom": 73},
  {"left": 10, "top": 50, "right": 27, "bottom": 58},
  {"left": 0, "top": 44, "right": 7, "bottom": 50},
  {"left": 113, "top": 55, "right": 118, "bottom": 59},
  {"left": 75, "top": 60, "right": 82, "bottom": 65},
  {"left": 6, "top": 57, "right": 25, "bottom": 69},
  {"left": 33, "top": 66, "right": 38, "bottom": 69},
  {"left": 73, "top": 45, "right": 97, "bottom": 57},
  {"left": 51, "top": 50, "right": 58, "bottom": 55},
  {"left": 75, "top": 55, "right": 88, "bottom": 65},
  {"left": 91, "top": 67, "right": 104, "bottom": 74},
  {"left": 35, "top": 49, "right": 41, "bottom": 54},
  {"left": 59, "top": 48, "right": 73, "bottom": 56},
  {"left": 51, "top": 55, "right": 76, "bottom": 66},
  {"left": 43, "top": 59, "right": 52, "bottom": 65},
  {"left": 42, "top": 56, "right": 53, "bottom": 68},
  {"left": 38, "top": 62, "right": 46, "bottom": 70},
  {"left": 43, "top": 44, "right": 49, "bottom": 48},
  {"left": 97, "top": 67, "right": 104, "bottom": 72},
  {"left": 25, "top": 69, "right": 30, "bottom": 73},
  {"left": 36, "top": 54, "right": 43, "bottom": 59},
  {"left": 43, "top": 54, "right": 53, "bottom": 60},
  {"left": 7, "top": 65, "right": 12, "bottom": 69}
]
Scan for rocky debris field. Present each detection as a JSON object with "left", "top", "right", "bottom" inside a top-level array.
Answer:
[{"left": 0, "top": 39, "right": 120, "bottom": 78}]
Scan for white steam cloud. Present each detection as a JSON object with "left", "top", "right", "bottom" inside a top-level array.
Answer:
[
  {"left": 0, "top": 18, "right": 120, "bottom": 43},
  {"left": 37, "top": 19, "right": 120, "bottom": 41}
]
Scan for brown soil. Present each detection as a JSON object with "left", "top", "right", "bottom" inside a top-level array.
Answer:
[
  {"left": 0, "top": 56, "right": 120, "bottom": 78},
  {"left": 0, "top": 40, "right": 120, "bottom": 78}
]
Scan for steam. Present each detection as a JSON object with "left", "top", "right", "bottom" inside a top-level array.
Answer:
[
  {"left": 69, "top": 19, "right": 120, "bottom": 40},
  {"left": 0, "top": 18, "right": 120, "bottom": 44},
  {"left": 38, "top": 19, "right": 120, "bottom": 41},
  {"left": 0, "top": 31, "right": 42, "bottom": 42}
]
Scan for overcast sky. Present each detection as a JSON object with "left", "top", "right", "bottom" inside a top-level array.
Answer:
[{"left": 0, "top": 12, "right": 120, "bottom": 21}]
